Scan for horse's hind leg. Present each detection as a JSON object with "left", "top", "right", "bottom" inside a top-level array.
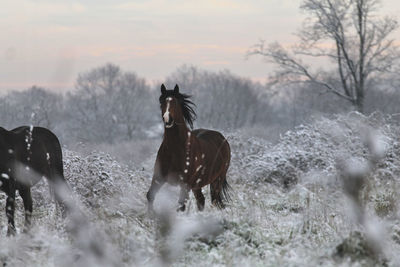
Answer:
[
  {"left": 19, "top": 186, "right": 33, "bottom": 233},
  {"left": 193, "top": 188, "right": 205, "bottom": 211}
]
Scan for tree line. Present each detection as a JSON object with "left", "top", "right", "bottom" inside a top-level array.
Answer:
[
  {"left": 0, "top": 63, "right": 399, "bottom": 146},
  {"left": 0, "top": 64, "right": 270, "bottom": 144}
]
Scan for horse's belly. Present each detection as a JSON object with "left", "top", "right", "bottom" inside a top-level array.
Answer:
[
  {"left": 165, "top": 172, "right": 182, "bottom": 186},
  {"left": 190, "top": 170, "right": 215, "bottom": 189}
]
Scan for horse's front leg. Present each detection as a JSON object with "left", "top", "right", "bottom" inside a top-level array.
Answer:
[
  {"left": 146, "top": 175, "right": 165, "bottom": 213},
  {"left": 177, "top": 185, "right": 189, "bottom": 212},
  {"left": 6, "top": 178, "right": 16, "bottom": 236}
]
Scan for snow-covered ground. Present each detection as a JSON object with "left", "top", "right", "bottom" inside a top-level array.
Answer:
[{"left": 0, "top": 112, "right": 400, "bottom": 266}]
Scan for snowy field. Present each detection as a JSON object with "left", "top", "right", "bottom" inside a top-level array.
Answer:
[{"left": 0, "top": 112, "right": 400, "bottom": 266}]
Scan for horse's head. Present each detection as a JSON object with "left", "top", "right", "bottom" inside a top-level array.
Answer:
[
  {"left": 159, "top": 84, "right": 182, "bottom": 128},
  {"left": 159, "top": 84, "right": 196, "bottom": 129}
]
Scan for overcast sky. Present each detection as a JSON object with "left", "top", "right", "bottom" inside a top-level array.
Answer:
[{"left": 1, "top": 0, "right": 399, "bottom": 92}]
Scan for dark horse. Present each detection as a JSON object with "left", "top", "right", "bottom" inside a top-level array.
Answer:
[
  {"left": 147, "top": 84, "right": 231, "bottom": 212},
  {"left": 0, "top": 126, "right": 69, "bottom": 235}
]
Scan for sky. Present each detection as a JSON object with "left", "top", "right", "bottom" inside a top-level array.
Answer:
[{"left": 1, "top": 0, "right": 399, "bottom": 92}]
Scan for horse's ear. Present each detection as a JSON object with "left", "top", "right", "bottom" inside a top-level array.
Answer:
[
  {"left": 174, "top": 84, "right": 179, "bottom": 94},
  {"left": 161, "top": 84, "right": 166, "bottom": 94}
]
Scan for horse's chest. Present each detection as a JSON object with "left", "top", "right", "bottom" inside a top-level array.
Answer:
[
  {"left": 163, "top": 160, "right": 185, "bottom": 182},
  {"left": 166, "top": 157, "right": 209, "bottom": 186},
  {"left": 159, "top": 144, "right": 208, "bottom": 185}
]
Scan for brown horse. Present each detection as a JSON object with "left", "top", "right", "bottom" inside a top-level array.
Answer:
[
  {"left": 0, "top": 126, "right": 70, "bottom": 235},
  {"left": 146, "top": 84, "right": 231, "bottom": 212}
]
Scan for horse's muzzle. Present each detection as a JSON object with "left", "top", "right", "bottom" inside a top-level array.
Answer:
[{"left": 165, "top": 117, "right": 174, "bottom": 128}]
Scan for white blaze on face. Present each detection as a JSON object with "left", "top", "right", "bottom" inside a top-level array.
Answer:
[{"left": 163, "top": 97, "right": 173, "bottom": 123}]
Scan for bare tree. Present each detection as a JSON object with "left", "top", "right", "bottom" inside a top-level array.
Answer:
[
  {"left": 67, "top": 63, "right": 121, "bottom": 142},
  {"left": 0, "top": 86, "right": 62, "bottom": 129},
  {"left": 250, "top": 0, "right": 399, "bottom": 113},
  {"left": 67, "top": 63, "right": 153, "bottom": 143},
  {"left": 115, "top": 72, "right": 154, "bottom": 140}
]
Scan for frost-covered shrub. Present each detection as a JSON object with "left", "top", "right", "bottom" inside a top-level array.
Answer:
[
  {"left": 334, "top": 231, "right": 386, "bottom": 265},
  {"left": 372, "top": 191, "right": 397, "bottom": 218},
  {"left": 64, "top": 151, "right": 126, "bottom": 209},
  {"left": 228, "top": 112, "right": 400, "bottom": 191}
]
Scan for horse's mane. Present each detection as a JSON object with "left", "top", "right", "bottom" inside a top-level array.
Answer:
[
  {"left": 159, "top": 87, "right": 197, "bottom": 129},
  {"left": 179, "top": 93, "right": 196, "bottom": 129}
]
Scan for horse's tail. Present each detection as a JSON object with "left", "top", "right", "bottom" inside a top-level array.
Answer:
[
  {"left": 51, "top": 147, "right": 72, "bottom": 212},
  {"left": 42, "top": 129, "right": 72, "bottom": 214},
  {"left": 211, "top": 176, "right": 232, "bottom": 209},
  {"left": 212, "top": 134, "right": 231, "bottom": 209},
  {"left": 221, "top": 178, "right": 232, "bottom": 205}
]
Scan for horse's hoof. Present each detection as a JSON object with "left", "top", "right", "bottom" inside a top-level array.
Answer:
[
  {"left": 176, "top": 205, "right": 186, "bottom": 212},
  {"left": 147, "top": 206, "right": 156, "bottom": 218},
  {"left": 7, "top": 227, "right": 16, "bottom": 237},
  {"left": 197, "top": 204, "right": 205, "bottom": 211},
  {"left": 23, "top": 226, "right": 31, "bottom": 234}
]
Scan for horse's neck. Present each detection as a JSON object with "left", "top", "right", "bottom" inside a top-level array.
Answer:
[{"left": 163, "top": 125, "right": 190, "bottom": 151}]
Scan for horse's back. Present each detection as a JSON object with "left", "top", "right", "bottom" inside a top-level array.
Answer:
[
  {"left": 12, "top": 126, "right": 62, "bottom": 149},
  {"left": 193, "top": 129, "right": 228, "bottom": 145}
]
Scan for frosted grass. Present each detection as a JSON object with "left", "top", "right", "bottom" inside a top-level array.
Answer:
[{"left": 0, "top": 112, "right": 399, "bottom": 266}]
